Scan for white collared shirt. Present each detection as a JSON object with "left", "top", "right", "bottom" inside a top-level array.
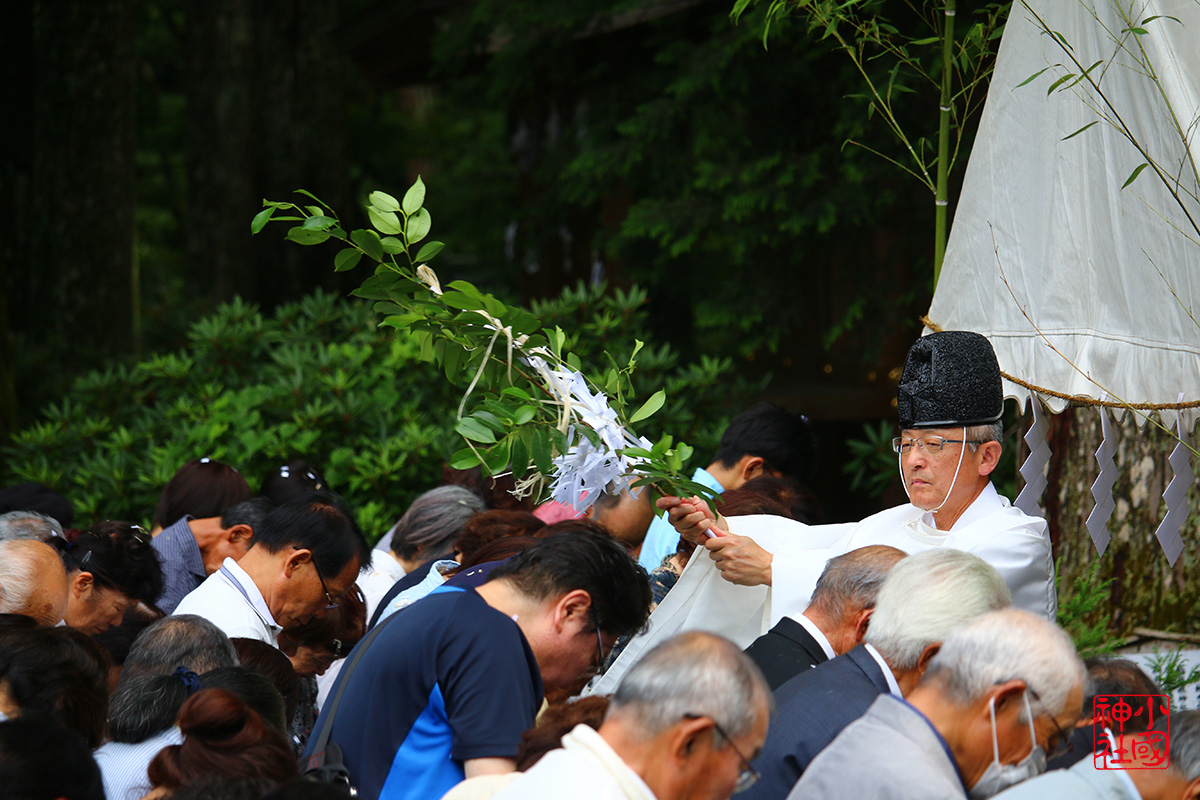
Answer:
[
  {"left": 95, "top": 726, "right": 184, "bottom": 800},
  {"left": 864, "top": 643, "right": 904, "bottom": 697},
  {"left": 173, "top": 557, "right": 281, "bottom": 647},
  {"left": 789, "top": 611, "right": 837, "bottom": 661}
]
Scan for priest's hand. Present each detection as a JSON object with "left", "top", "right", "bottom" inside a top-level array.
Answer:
[
  {"left": 656, "top": 495, "right": 729, "bottom": 544},
  {"left": 704, "top": 533, "right": 773, "bottom": 587}
]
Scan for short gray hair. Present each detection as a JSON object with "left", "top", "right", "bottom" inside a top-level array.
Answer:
[
  {"left": 1163, "top": 711, "right": 1200, "bottom": 781},
  {"left": 0, "top": 540, "right": 37, "bottom": 615},
  {"left": 0, "top": 540, "right": 63, "bottom": 617},
  {"left": 388, "top": 486, "right": 485, "bottom": 561},
  {"left": 965, "top": 423, "right": 1003, "bottom": 453},
  {"left": 0, "top": 510, "right": 62, "bottom": 542},
  {"left": 923, "top": 608, "right": 1084, "bottom": 722},
  {"left": 608, "top": 631, "right": 772, "bottom": 743},
  {"left": 809, "top": 545, "right": 907, "bottom": 621},
  {"left": 864, "top": 549, "right": 1012, "bottom": 672},
  {"left": 122, "top": 615, "right": 238, "bottom": 678}
]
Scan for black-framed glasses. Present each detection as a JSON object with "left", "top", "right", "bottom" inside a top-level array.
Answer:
[
  {"left": 892, "top": 435, "right": 983, "bottom": 454},
  {"left": 1028, "top": 688, "right": 1075, "bottom": 760},
  {"left": 683, "top": 713, "right": 759, "bottom": 793},
  {"left": 590, "top": 608, "right": 607, "bottom": 673},
  {"left": 312, "top": 563, "right": 339, "bottom": 611}
]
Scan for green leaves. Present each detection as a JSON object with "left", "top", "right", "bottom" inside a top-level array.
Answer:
[
  {"left": 369, "top": 190, "right": 401, "bottom": 213},
  {"left": 368, "top": 207, "right": 403, "bottom": 236},
  {"left": 250, "top": 206, "right": 275, "bottom": 234},
  {"left": 415, "top": 241, "right": 444, "bottom": 263},
  {"left": 455, "top": 418, "right": 497, "bottom": 444},
  {"left": 351, "top": 229, "right": 384, "bottom": 262},
  {"left": 629, "top": 389, "right": 666, "bottom": 424},
  {"left": 334, "top": 248, "right": 363, "bottom": 272},
  {"left": 402, "top": 177, "right": 426, "bottom": 216},
  {"left": 407, "top": 208, "right": 432, "bottom": 244},
  {"left": 1121, "top": 162, "right": 1149, "bottom": 190}
]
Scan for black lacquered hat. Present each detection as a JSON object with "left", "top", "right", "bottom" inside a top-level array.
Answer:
[{"left": 896, "top": 331, "right": 1003, "bottom": 429}]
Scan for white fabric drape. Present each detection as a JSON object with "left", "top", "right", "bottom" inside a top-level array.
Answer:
[{"left": 929, "top": 0, "right": 1200, "bottom": 431}]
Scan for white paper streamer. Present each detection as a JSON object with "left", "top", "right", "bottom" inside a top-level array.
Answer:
[
  {"left": 1016, "top": 393, "right": 1051, "bottom": 517},
  {"left": 1086, "top": 397, "right": 1117, "bottom": 554},
  {"left": 1154, "top": 396, "right": 1192, "bottom": 565}
]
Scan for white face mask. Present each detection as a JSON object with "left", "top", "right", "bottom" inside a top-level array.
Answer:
[{"left": 968, "top": 693, "right": 1047, "bottom": 800}]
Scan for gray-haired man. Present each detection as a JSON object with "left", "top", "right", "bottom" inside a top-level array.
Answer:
[
  {"left": 790, "top": 608, "right": 1085, "bottom": 800},
  {"left": 744, "top": 545, "right": 906, "bottom": 689},
  {"left": 493, "top": 631, "right": 772, "bottom": 800}
]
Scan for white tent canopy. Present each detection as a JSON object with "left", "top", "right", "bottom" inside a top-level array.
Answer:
[{"left": 930, "top": 0, "right": 1200, "bottom": 431}]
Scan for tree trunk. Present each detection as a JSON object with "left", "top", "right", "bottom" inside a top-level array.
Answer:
[{"left": 1044, "top": 406, "right": 1199, "bottom": 633}]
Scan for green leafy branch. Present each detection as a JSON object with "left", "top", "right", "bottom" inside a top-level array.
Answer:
[
  {"left": 732, "top": 0, "right": 1009, "bottom": 282},
  {"left": 252, "top": 178, "right": 718, "bottom": 511}
]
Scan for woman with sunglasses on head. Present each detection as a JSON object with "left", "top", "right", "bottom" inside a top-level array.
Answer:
[{"left": 51, "top": 521, "right": 164, "bottom": 635}]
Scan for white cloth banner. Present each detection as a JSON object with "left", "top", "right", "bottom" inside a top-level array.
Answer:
[{"left": 929, "top": 0, "right": 1200, "bottom": 431}]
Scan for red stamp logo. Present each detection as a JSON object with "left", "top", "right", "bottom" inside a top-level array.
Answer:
[{"left": 1094, "top": 695, "right": 1171, "bottom": 769}]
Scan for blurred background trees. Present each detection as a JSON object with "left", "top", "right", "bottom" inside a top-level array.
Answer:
[{"left": 5, "top": 0, "right": 976, "bottom": 522}]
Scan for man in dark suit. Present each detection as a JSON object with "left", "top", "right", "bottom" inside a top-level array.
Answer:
[
  {"left": 741, "top": 548, "right": 1014, "bottom": 800},
  {"left": 744, "top": 545, "right": 905, "bottom": 689}
]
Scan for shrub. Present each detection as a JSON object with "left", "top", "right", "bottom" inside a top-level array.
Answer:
[{"left": 5, "top": 286, "right": 756, "bottom": 540}]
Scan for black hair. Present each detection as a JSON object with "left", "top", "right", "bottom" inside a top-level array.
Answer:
[
  {"left": 154, "top": 458, "right": 253, "bottom": 529},
  {"left": 200, "top": 666, "right": 289, "bottom": 735},
  {"left": 251, "top": 492, "right": 370, "bottom": 579},
  {"left": 713, "top": 401, "right": 816, "bottom": 483},
  {"left": 259, "top": 459, "right": 328, "bottom": 507},
  {"left": 51, "top": 520, "right": 164, "bottom": 605},
  {"left": 229, "top": 639, "right": 301, "bottom": 726},
  {"left": 0, "top": 716, "right": 104, "bottom": 800},
  {"left": 221, "top": 497, "right": 276, "bottom": 532},
  {"left": 0, "top": 626, "right": 109, "bottom": 748},
  {"left": 489, "top": 530, "right": 651, "bottom": 638}
]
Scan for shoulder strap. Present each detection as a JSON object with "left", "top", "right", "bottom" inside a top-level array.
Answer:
[{"left": 306, "top": 610, "right": 395, "bottom": 760}]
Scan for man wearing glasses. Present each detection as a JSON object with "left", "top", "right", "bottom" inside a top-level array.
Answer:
[
  {"left": 173, "top": 492, "right": 368, "bottom": 647},
  {"left": 493, "top": 631, "right": 771, "bottom": 800},
  {"left": 643, "top": 332, "right": 1054, "bottom": 652},
  {"left": 789, "top": 609, "right": 1085, "bottom": 800}
]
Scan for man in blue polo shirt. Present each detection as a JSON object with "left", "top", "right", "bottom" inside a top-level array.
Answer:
[{"left": 311, "top": 530, "right": 652, "bottom": 800}]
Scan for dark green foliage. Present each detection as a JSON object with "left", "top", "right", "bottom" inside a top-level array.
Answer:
[
  {"left": 1056, "top": 557, "right": 1120, "bottom": 658},
  {"left": 5, "top": 287, "right": 752, "bottom": 539}
]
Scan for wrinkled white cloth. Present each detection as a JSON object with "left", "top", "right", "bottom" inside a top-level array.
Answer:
[{"left": 931, "top": 0, "right": 1200, "bottom": 431}]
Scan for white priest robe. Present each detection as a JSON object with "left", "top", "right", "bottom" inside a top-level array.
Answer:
[{"left": 592, "top": 483, "right": 1054, "bottom": 696}]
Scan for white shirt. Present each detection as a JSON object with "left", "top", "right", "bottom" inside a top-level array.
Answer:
[
  {"left": 788, "top": 612, "right": 837, "bottom": 661},
  {"left": 490, "top": 724, "right": 656, "bottom": 800},
  {"left": 94, "top": 726, "right": 184, "bottom": 800},
  {"left": 359, "top": 549, "right": 408, "bottom": 624},
  {"left": 173, "top": 557, "right": 281, "bottom": 647},
  {"left": 863, "top": 643, "right": 903, "bottom": 697}
]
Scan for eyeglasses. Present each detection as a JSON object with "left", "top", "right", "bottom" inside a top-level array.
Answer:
[
  {"left": 591, "top": 608, "right": 607, "bottom": 673},
  {"left": 1028, "top": 688, "right": 1075, "bottom": 760},
  {"left": 312, "top": 564, "right": 340, "bottom": 611},
  {"left": 892, "top": 435, "right": 983, "bottom": 454},
  {"left": 683, "top": 713, "right": 759, "bottom": 793}
]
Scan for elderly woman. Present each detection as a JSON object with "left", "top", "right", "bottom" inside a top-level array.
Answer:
[
  {"left": 358, "top": 486, "right": 484, "bottom": 622},
  {"left": 52, "top": 521, "right": 164, "bottom": 635}
]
